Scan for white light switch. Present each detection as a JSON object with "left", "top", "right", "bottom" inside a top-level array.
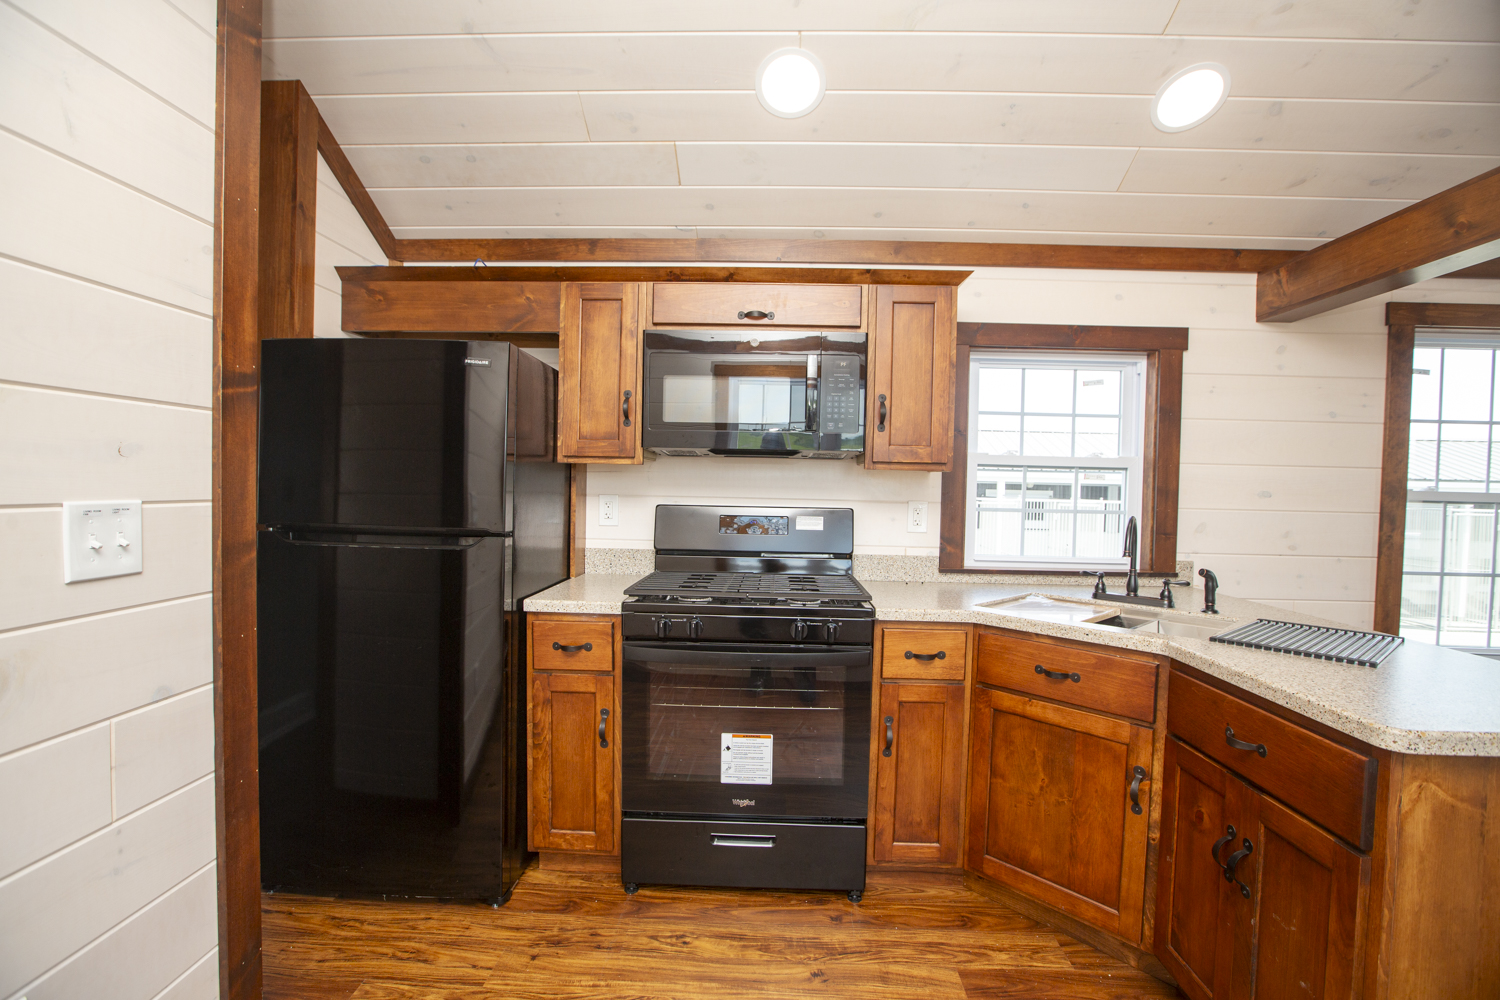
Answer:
[
  {"left": 598, "top": 494, "right": 620, "bottom": 527},
  {"left": 64, "top": 500, "right": 143, "bottom": 583},
  {"left": 907, "top": 501, "right": 929, "bottom": 533}
]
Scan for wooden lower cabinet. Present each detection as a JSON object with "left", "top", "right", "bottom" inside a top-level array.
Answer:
[
  {"left": 1156, "top": 737, "right": 1366, "bottom": 1000},
  {"left": 528, "top": 669, "right": 617, "bottom": 853},
  {"left": 966, "top": 685, "right": 1154, "bottom": 941},
  {"left": 871, "top": 680, "right": 966, "bottom": 863}
]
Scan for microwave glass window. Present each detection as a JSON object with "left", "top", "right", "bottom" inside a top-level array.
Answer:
[{"left": 660, "top": 375, "right": 716, "bottom": 424}]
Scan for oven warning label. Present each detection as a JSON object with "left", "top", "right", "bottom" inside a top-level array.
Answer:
[{"left": 721, "top": 733, "right": 773, "bottom": 785}]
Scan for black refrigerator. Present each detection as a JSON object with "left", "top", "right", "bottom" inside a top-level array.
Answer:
[{"left": 256, "top": 338, "right": 569, "bottom": 904}]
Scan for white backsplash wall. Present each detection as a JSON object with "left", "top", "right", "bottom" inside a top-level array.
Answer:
[
  {"left": 587, "top": 268, "right": 1500, "bottom": 630},
  {"left": 0, "top": 1, "right": 220, "bottom": 998},
  {"left": 313, "top": 154, "right": 387, "bottom": 338}
]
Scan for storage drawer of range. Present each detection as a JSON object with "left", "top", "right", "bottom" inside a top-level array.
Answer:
[
  {"left": 622, "top": 612, "right": 873, "bottom": 644},
  {"left": 622, "top": 817, "right": 866, "bottom": 892}
]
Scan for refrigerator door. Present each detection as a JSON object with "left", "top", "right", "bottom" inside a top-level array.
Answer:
[
  {"left": 257, "top": 530, "right": 526, "bottom": 901},
  {"left": 259, "top": 339, "right": 512, "bottom": 534}
]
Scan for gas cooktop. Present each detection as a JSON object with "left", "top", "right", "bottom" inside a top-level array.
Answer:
[{"left": 625, "top": 570, "right": 871, "bottom": 602}]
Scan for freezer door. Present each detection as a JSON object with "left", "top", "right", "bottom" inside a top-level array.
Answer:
[
  {"left": 257, "top": 530, "right": 527, "bottom": 901},
  {"left": 258, "top": 338, "right": 511, "bottom": 533}
]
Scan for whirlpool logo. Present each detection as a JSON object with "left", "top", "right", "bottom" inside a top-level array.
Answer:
[{"left": 732, "top": 798, "right": 756, "bottom": 808}]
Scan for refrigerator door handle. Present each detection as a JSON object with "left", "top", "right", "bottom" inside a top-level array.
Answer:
[{"left": 269, "top": 528, "right": 496, "bottom": 551}]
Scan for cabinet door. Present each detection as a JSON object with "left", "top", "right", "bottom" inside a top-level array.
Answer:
[
  {"left": 966, "top": 686, "right": 1153, "bottom": 940},
  {"left": 529, "top": 671, "right": 616, "bottom": 853},
  {"left": 866, "top": 284, "right": 956, "bottom": 469},
  {"left": 872, "top": 681, "right": 966, "bottom": 863},
  {"left": 1155, "top": 738, "right": 1247, "bottom": 1000},
  {"left": 1241, "top": 792, "right": 1367, "bottom": 1000},
  {"left": 559, "top": 281, "right": 641, "bottom": 462}
]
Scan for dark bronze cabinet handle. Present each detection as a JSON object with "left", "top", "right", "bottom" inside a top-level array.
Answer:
[
  {"left": 905, "top": 650, "right": 946, "bottom": 661},
  {"left": 1224, "top": 837, "right": 1254, "bottom": 898},
  {"left": 737, "top": 309, "right": 774, "bottom": 321},
  {"left": 1128, "top": 765, "right": 1146, "bottom": 815},
  {"left": 553, "top": 641, "right": 593, "bottom": 652},
  {"left": 1225, "top": 725, "right": 1268, "bottom": 758},
  {"left": 1211, "top": 825, "right": 1236, "bottom": 874},
  {"left": 598, "top": 708, "right": 609, "bottom": 749},
  {"left": 877, "top": 394, "right": 887, "bottom": 432},
  {"left": 882, "top": 715, "right": 894, "bottom": 757},
  {"left": 1034, "top": 664, "right": 1081, "bottom": 683},
  {"left": 622, "top": 389, "right": 632, "bottom": 427}
]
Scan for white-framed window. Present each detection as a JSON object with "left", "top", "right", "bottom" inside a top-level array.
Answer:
[
  {"left": 965, "top": 351, "right": 1148, "bottom": 570},
  {"left": 1402, "top": 333, "right": 1500, "bottom": 652}
]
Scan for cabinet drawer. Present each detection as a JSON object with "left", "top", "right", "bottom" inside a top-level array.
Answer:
[
  {"left": 651, "top": 283, "right": 863, "bottom": 328},
  {"left": 881, "top": 627, "right": 967, "bottom": 680},
  {"left": 975, "top": 630, "right": 1157, "bottom": 724},
  {"left": 532, "top": 619, "right": 616, "bottom": 672},
  {"left": 1168, "top": 671, "right": 1376, "bottom": 850}
]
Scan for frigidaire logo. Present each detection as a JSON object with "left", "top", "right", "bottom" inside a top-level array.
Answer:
[
  {"left": 732, "top": 798, "right": 755, "bottom": 807},
  {"left": 463, "top": 357, "right": 491, "bottom": 367}
]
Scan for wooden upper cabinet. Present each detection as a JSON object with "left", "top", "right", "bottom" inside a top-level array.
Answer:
[
  {"left": 867, "top": 285, "right": 956, "bottom": 470},
  {"left": 559, "top": 282, "right": 642, "bottom": 463},
  {"left": 651, "top": 282, "right": 862, "bottom": 328}
]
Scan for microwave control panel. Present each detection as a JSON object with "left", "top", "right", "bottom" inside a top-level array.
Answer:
[{"left": 818, "top": 354, "right": 862, "bottom": 435}]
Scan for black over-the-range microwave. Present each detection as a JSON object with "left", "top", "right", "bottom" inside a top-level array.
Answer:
[{"left": 640, "top": 329, "right": 866, "bottom": 458}]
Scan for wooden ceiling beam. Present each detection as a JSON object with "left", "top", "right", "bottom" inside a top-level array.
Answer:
[{"left": 1256, "top": 166, "right": 1500, "bottom": 323}]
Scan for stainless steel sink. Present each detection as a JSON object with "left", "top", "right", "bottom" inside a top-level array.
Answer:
[
  {"left": 973, "top": 593, "right": 1234, "bottom": 640},
  {"left": 1086, "top": 608, "right": 1231, "bottom": 640}
]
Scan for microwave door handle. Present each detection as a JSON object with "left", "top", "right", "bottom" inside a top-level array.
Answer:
[{"left": 806, "top": 375, "right": 819, "bottom": 433}]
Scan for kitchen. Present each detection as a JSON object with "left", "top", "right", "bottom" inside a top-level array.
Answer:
[{"left": 3, "top": 3, "right": 1500, "bottom": 1000}]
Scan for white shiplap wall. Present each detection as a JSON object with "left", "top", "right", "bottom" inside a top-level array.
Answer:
[
  {"left": 314, "top": 154, "right": 387, "bottom": 337},
  {"left": 585, "top": 270, "right": 1500, "bottom": 630},
  {"left": 0, "top": 1, "right": 220, "bottom": 998}
]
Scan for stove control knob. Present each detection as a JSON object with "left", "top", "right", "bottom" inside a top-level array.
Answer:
[
  {"left": 791, "top": 619, "right": 808, "bottom": 641},
  {"left": 656, "top": 617, "right": 674, "bottom": 638},
  {"left": 826, "top": 621, "right": 840, "bottom": 643},
  {"left": 689, "top": 617, "right": 704, "bottom": 638}
]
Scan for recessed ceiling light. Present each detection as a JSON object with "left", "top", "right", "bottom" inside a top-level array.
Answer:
[
  {"left": 1151, "top": 63, "right": 1231, "bottom": 133},
  {"left": 756, "top": 48, "right": 826, "bottom": 119}
]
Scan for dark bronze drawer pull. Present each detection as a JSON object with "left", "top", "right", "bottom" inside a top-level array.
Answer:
[
  {"left": 1034, "top": 664, "right": 1081, "bottom": 683},
  {"left": 1225, "top": 725, "right": 1268, "bottom": 758},
  {"left": 598, "top": 708, "right": 609, "bottom": 748},
  {"left": 882, "top": 715, "right": 894, "bottom": 757},
  {"left": 1224, "top": 837, "right": 1254, "bottom": 898},
  {"left": 737, "top": 310, "right": 774, "bottom": 321},
  {"left": 1211, "top": 825, "right": 1236, "bottom": 874},
  {"left": 1128, "top": 765, "right": 1146, "bottom": 815},
  {"left": 553, "top": 641, "right": 593, "bottom": 652},
  {"left": 622, "top": 389, "right": 632, "bottom": 427},
  {"left": 877, "top": 393, "right": 887, "bottom": 432},
  {"left": 905, "top": 649, "right": 946, "bottom": 661}
]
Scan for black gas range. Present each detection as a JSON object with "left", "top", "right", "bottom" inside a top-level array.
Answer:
[{"left": 618, "top": 506, "right": 874, "bottom": 902}]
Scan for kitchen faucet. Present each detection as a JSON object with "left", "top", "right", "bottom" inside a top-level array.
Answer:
[{"left": 1122, "top": 515, "right": 1140, "bottom": 597}]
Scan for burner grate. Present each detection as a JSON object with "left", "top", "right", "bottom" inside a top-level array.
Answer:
[{"left": 626, "top": 571, "right": 869, "bottom": 600}]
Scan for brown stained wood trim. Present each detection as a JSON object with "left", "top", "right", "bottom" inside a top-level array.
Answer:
[
  {"left": 1375, "top": 326, "right": 1415, "bottom": 636},
  {"left": 257, "top": 81, "right": 317, "bottom": 341},
  {"left": 1385, "top": 302, "right": 1500, "bottom": 329},
  {"left": 213, "top": 1, "right": 262, "bottom": 998},
  {"left": 1257, "top": 166, "right": 1500, "bottom": 323},
  {"left": 313, "top": 112, "right": 398, "bottom": 260},
  {"left": 390, "top": 237, "right": 1297, "bottom": 273},
  {"left": 940, "top": 325, "right": 1184, "bottom": 577},
  {"left": 341, "top": 278, "right": 562, "bottom": 335},
  {"left": 959, "top": 323, "right": 1190, "bottom": 352},
  {"left": 1451, "top": 258, "right": 1500, "bottom": 279},
  {"left": 335, "top": 264, "right": 972, "bottom": 286}
]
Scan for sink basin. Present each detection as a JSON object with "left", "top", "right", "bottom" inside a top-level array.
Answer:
[
  {"left": 1090, "top": 610, "right": 1230, "bottom": 640},
  {"left": 975, "top": 594, "right": 1234, "bottom": 640}
]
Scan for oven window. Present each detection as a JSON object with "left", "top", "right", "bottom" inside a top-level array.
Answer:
[{"left": 646, "top": 663, "right": 845, "bottom": 785}]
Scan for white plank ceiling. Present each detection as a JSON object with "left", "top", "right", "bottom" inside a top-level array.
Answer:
[{"left": 263, "top": 1, "right": 1500, "bottom": 250}]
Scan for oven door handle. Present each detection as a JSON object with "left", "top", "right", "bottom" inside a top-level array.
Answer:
[
  {"left": 711, "top": 833, "right": 776, "bottom": 848},
  {"left": 623, "top": 642, "right": 871, "bottom": 669}
]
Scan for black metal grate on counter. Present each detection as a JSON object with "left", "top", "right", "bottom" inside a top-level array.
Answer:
[{"left": 1209, "top": 619, "right": 1403, "bottom": 668}]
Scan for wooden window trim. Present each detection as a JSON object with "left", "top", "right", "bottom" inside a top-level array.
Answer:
[
  {"left": 938, "top": 323, "right": 1187, "bottom": 576},
  {"left": 1374, "top": 303, "right": 1500, "bottom": 634}
]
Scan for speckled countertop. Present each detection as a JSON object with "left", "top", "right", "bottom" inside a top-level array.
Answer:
[{"left": 526, "top": 575, "right": 1500, "bottom": 757}]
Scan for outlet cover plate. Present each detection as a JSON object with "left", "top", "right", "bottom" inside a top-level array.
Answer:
[
  {"left": 64, "top": 500, "right": 143, "bottom": 583},
  {"left": 599, "top": 494, "right": 620, "bottom": 527},
  {"left": 907, "top": 501, "right": 928, "bottom": 533}
]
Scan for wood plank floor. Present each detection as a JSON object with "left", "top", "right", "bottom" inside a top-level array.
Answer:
[{"left": 262, "top": 869, "right": 1180, "bottom": 999}]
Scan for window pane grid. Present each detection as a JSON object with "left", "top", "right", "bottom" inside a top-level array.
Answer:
[
  {"left": 1402, "top": 500, "right": 1500, "bottom": 648},
  {"left": 1410, "top": 347, "right": 1500, "bottom": 493},
  {"left": 973, "top": 466, "right": 1126, "bottom": 560}
]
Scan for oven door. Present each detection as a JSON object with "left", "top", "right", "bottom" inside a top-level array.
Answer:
[{"left": 622, "top": 642, "right": 871, "bottom": 821}]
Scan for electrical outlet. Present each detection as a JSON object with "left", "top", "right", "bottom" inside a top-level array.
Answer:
[
  {"left": 907, "top": 501, "right": 928, "bottom": 533},
  {"left": 599, "top": 494, "right": 620, "bottom": 527}
]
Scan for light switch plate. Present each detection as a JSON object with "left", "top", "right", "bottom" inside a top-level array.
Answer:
[
  {"left": 63, "top": 500, "right": 143, "bottom": 583},
  {"left": 907, "top": 501, "right": 928, "bottom": 533},
  {"left": 599, "top": 494, "right": 620, "bottom": 527}
]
